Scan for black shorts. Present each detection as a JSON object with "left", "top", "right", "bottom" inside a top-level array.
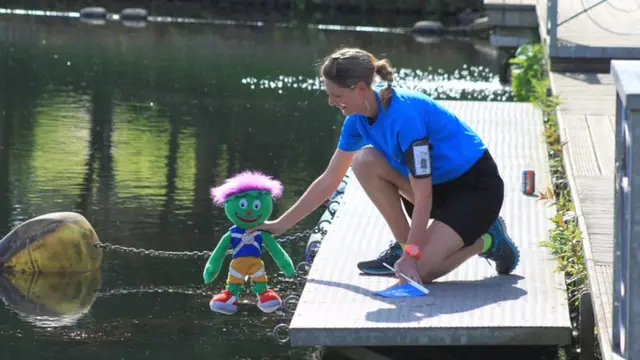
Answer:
[{"left": 401, "top": 150, "right": 504, "bottom": 247}]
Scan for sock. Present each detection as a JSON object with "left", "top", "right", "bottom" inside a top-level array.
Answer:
[
  {"left": 481, "top": 233, "right": 492, "bottom": 253},
  {"left": 251, "top": 282, "right": 268, "bottom": 295},
  {"left": 226, "top": 284, "right": 243, "bottom": 297}
]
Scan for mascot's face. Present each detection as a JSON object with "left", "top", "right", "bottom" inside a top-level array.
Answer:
[{"left": 224, "top": 190, "right": 273, "bottom": 229}]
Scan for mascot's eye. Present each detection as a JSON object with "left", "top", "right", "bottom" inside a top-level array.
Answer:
[
  {"left": 252, "top": 200, "right": 261, "bottom": 210},
  {"left": 239, "top": 198, "right": 248, "bottom": 208}
]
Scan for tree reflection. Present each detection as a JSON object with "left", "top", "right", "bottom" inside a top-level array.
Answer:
[{"left": 76, "top": 83, "right": 115, "bottom": 230}]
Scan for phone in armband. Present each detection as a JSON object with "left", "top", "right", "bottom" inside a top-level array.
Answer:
[{"left": 407, "top": 138, "right": 432, "bottom": 178}]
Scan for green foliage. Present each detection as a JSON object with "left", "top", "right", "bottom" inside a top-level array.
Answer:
[
  {"left": 509, "top": 41, "right": 597, "bottom": 356},
  {"left": 523, "top": 59, "right": 586, "bottom": 308},
  {"left": 507, "top": 41, "right": 587, "bottom": 305},
  {"left": 509, "top": 43, "right": 546, "bottom": 101}
]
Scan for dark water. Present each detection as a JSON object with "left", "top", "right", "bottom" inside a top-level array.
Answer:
[{"left": 0, "top": 12, "right": 518, "bottom": 360}]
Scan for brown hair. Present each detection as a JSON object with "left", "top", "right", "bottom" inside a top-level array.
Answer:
[{"left": 319, "top": 47, "right": 394, "bottom": 109}]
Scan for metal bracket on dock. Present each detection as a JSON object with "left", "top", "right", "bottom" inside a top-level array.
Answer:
[
  {"left": 295, "top": 261, "right": 311, "bottom": 287},
  {"left": 283, "top": 294, "right": 299, "bottom": 315},
  {"left": 272, "top": 323, "right": 290, "bottom": 344},
  {"left": 295, "top": 261, "right": 311, "bottom": 274},
  {"left": 271, "top": 295, "right": 299, "bottom": 344}
]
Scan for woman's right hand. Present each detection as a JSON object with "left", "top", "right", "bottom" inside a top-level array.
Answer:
[{"left": 247, "top": 219, "right": 290, "bottom": 236}]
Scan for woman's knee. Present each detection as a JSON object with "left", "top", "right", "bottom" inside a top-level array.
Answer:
[
  {"left": 352, "top": 147, "right": 386, "bottom": 177},
  {"left": 352, "top": 147, "right": 413, "bottom": 197}
]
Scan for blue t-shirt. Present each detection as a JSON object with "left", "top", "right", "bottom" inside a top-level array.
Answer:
[{"left": 337, "top": 87, "right": 486, "bottom": 185}]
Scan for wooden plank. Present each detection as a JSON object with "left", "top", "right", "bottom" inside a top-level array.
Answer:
[
  {"left": 609, "top": 115, "right": 615, "bottom": 132},
  {"left": 586, "top": 114, "right": 616, "bottom": 176},
  {"left": 574, "top": 176, "right": 614, "bottom": 265},
  {"left": 289, "top": 101, "right": 572, "bottom": 348},
  {"left": 595, "top": 264, "right": 613, "bottom": 351},
  {"left": 552, "top": 73, "right": 616, "bottom": 116},
  {"left": 561, "top": 114, "right": 601, "bottom": 176}
]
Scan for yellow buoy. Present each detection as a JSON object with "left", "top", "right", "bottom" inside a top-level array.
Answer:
[
  {"left": 0, "top": 212, "right": 103, "bottom": 274},
  {"left": 0, "top": 269, "right": 102, "bottom": 327}
]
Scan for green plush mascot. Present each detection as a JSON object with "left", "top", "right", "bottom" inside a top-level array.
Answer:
[{"left": 203, "top": 170, "right": 295, "bottom": 315}]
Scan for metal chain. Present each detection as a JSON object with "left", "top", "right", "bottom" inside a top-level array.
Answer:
[
  {"left": 93, "top": 225, "right": 327, "bottom": 259},
  {"left": 93, "top": 227, "right": 330, "bottom": 347},
  {"left": 94, "top": 242, "right": 213, "bottom": 258},
  {"left": 97, "top": 284, "right": 211, "bottom": 297},
  {"left": 276, "top": 226, "right": 326, "bottom": 243}
]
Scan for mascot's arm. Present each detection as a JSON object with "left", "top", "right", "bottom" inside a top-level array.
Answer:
[
  {"left": 262, "top": 233, "right": 295, "bottom": 277},
  {"left": 203, "top": 232, "right": 231, "bottom": 284}
]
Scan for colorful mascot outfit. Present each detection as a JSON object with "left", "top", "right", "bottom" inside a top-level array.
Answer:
[{"left": 203, "top": 170, "right": 295, "bottom": 315}]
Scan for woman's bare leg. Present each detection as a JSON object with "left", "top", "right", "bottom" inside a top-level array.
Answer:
[
  {"left": 417, "top": 222, "right": 484, "bottom": 283},
  {"left": 351, "top": 147, "right": 413, "bottom": 274},
  {"left": 351, "top": 146, "right": 518, "bottom": 280},
  {"left": 351, "top": 147, "right": 414, "bottom": 246},
  {"left": 351, "top": 146, "right": 480, "bottom": 277}
]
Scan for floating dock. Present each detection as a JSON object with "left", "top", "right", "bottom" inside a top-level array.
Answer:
[{"left": 289, "top": 101, "right": 573, "bottom": 355}]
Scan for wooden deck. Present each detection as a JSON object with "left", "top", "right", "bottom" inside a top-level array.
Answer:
[
  {"left": 549, "top": 72, "right": 616, "bottom": 360},
  {"left": 288, "top": 101, "right": 572, "bottom": 352},
  {"left": 484, "top": 0, "right": 640, "bottom": 71}
]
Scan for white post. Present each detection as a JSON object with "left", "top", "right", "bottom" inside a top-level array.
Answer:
[{"left": 611, "top": 60, "right": 640, "bottom": 360}]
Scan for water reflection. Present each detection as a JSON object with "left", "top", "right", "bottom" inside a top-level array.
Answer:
[
  {"left": 0, "top": 271, "right": 101, "bottom": 328},
  {"left": 0, "top": 13, "right": 513, "bottom": 360}
]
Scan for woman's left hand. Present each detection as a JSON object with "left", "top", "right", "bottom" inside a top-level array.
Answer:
[{"left": 394, "top": 253, "right": 422, "bottom": 285}]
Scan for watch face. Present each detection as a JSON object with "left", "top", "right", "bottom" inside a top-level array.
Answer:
[{"left": 405, "top": 245, "right": 420, "bottom": 257}]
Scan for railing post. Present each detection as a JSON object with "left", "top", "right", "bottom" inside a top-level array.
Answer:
[
  {"left": 546, "top": 0, "right": 558, "bottom": 52},
  {"left": 611, "top": 60, "right": 640, "bottom": 360}
]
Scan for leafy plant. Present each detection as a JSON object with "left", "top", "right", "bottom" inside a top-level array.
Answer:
[{"left": 509, "top": 43, "right": 546, "bottom": 101}]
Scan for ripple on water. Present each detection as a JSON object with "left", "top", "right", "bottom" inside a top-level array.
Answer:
[{"left": 241, "top": 65, "right": 514, "bottom": 102}]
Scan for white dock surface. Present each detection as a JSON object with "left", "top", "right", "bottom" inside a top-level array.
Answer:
[{"left": 289, "top": 101, "right": 573, "bottom": 347}]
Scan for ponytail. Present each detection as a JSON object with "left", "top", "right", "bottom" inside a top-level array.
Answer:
[{"left": 375, "top": 59, "right": 394, "bottom": 109}]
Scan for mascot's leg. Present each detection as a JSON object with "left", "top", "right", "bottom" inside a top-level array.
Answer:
[
  {"left": 209, "top": 258, "right": 245, "bottom": 315},
  {"left": 248, "top": 257, "right": 282, "bottom": 313}
]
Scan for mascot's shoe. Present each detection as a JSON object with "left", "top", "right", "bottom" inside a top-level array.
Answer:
[
  {"left": 257, "top": 289, "right": 282, "bottom": 313},
  {"left": 209, "top": 290, "right": 238, "bottom": 315}
]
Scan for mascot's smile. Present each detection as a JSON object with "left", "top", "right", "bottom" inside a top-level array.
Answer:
[{"left": 235, "top": 213, "right": 260, "bottom": 223}]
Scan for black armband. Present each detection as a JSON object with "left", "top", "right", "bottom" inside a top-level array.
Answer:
[{"left": 404, "top": 138, "right": 432, "bottom": 178}]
